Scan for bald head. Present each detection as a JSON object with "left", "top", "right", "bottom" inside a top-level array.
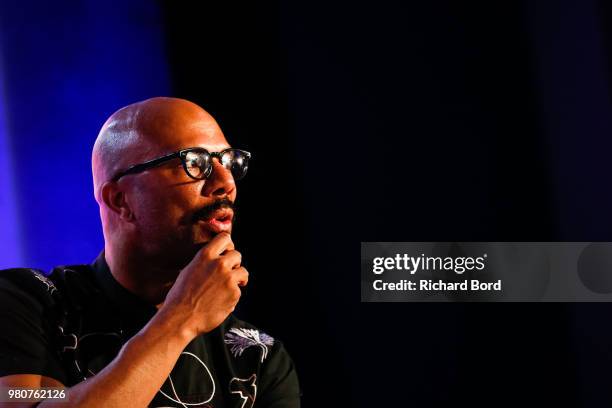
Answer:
[{"left": 92, "top": 97, "right": 226, "bottom": 202}]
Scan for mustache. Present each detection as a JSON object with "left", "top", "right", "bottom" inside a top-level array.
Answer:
[{"left": 192, "top": 198, "right": 235, "bottom": 222}]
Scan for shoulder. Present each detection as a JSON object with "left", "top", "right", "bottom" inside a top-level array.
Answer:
[
  {"left": 0, "top": 269, "right": 69, "bottom": 383},
  {"left": 0, "top": 263, "right": 96, "bottom": 300},
  {"left": 0, "top": 268, "right": 58, "bottom": 309},
  {"left": 0, "top": 263, "right": 99, "bottom": 317}
]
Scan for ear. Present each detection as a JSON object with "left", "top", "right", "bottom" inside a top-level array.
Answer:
[{"left": 100, "top": 181, "right": 134, "bottom": 221}]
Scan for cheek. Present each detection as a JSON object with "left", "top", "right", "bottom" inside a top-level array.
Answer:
[
  {"left": 135, "top": 197, "right": 184, "bottom": 229},
  {"left": 130, "top": 181, "right": 199, "bottom": 228}
]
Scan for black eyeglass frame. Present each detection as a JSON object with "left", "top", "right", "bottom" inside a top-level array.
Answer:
[{"left": 110, "top": 147, "right": 251, "bottom": 182}]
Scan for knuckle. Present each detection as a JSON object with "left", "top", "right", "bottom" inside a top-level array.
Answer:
[
  {"left": 220, "top": 257, "right": 233, "bottom": 270},
  {"left": 200, "top": 247, "right": 214, "bottom": 260}
]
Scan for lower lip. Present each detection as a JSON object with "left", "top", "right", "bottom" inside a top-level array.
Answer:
[{"left": 199, "top": 218, "right": 232, "bottom": 234}]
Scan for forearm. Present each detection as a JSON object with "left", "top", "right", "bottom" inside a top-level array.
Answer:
[{"left": 40, "top": 309, "right": 193, "bottom": 408}]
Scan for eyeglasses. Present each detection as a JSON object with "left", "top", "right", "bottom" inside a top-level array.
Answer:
[{"left": 110, "top": 147, "right": 251, "bottom": 182}]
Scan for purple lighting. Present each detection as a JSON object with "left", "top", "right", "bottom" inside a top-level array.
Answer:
[{"left": 0, "top": 51, "right": 23, "bottom": 268}]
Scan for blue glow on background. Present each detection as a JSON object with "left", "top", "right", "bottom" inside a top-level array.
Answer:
[
  {"left": 0, "top": 0, "right": 170, "bottom": 271},
  {"left": 0, "top": 50, "right": 23, "bottom": 269}
]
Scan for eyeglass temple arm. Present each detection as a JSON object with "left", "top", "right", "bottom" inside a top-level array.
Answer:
[{"left": 111, "top": 152, "right": 181, "bottom": 182}]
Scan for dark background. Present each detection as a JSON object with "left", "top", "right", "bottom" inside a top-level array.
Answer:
[
  {"left": 2, "top": 0, "right": 612, "bottom": 406},
  {"left": 161, "top": 0, "right": 612, "bottom": 406}
]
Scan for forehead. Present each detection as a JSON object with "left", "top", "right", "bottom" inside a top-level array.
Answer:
[{"left": 144, "top": 115, "right": 231, "bottom": 156}]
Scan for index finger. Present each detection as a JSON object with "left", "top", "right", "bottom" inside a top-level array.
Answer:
[{"left": 202, "top": 232, "right": 235, "bottom": 257}]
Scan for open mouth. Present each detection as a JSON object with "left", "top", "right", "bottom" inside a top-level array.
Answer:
[{"left": 198, "top": 208, "right": 234, "bottom": 234}]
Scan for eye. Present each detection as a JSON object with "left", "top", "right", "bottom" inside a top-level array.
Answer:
[
  {"left": 183, "top": 151, "right": 210, "bottom": 178},
  {"left": 221, "top": 150, "right": 250, "bottom": 180},
  {"left": 187, "top": 156, "right": 199, "bottom": 167}
]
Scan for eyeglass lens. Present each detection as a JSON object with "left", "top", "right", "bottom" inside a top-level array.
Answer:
[{"left": 183, "top": 149, "right": 249, "bottom": 180}]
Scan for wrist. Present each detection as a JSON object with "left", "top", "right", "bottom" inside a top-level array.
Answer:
[{"left": 149, "top": 305, "right": 197, "bottom": 345}]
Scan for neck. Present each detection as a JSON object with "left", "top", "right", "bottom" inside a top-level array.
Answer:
[{"left": 105, "top": 242, "right": 178, "bottom": 306}]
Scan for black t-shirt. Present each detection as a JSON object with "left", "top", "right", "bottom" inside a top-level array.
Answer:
[{"left": 0, "top": 253, "right": 301, "bottom": 408}]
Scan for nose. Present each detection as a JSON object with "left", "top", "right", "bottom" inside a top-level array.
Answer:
[{"left": 201, "top": 158, "right": 236, "bottom": 198}]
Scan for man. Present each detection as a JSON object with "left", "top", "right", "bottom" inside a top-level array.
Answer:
[{"left": 0, "top": 97, "right": 301, "bottom": 407}]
